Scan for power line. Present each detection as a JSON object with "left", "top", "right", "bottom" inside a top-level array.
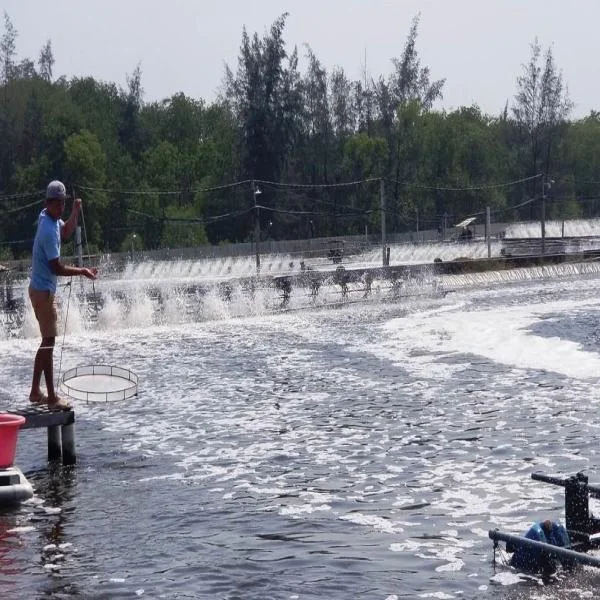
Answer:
[
  {"left": 1, "top": 173, "right": 547, "bottom": 206},
  {"left": 126, "top": 207, "right": 254, "bottom": 225},
  {"left": 255, "top": 178, "right": 380, "bottom": 189},
  {"left": 0, "top": 189, "right": 44, "bottom": 201},
  {"left": 256, "top": 205, "right": 375, "bottom": 219},
  {"left": 384, "top": 173, "right": 542, "bottom": 192},
  {"left": 4, "top": 197, "right": 44, "bottom": 214},
  {"left": 76, "top": 180, "right": 251, "bottom": 195}
]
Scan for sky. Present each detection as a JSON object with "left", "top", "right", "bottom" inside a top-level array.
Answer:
[{"left": 2, "top": 0, "right": 599, "bottom": 119}]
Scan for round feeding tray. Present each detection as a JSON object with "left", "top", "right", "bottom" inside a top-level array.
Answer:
[{"left": 60, "top": 365, "right": 139, "bottom": 402}]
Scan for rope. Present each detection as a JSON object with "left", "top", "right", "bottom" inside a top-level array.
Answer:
[
  {"left": 56, "top": 280, "right": 72, "bottom": 390},
  {"left": 55, "top": 192, "right": 98, "bottom": 390},
  {"left": 79, "top": 197, "right": 99, "bottom": 311}
]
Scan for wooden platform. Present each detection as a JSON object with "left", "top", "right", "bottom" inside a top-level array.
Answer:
[
  {"left": 8, "top": 405, "right": 76, "bottom": 465},
  {"left": 9, "top": 405, "right": 74, "bottom": 429}
]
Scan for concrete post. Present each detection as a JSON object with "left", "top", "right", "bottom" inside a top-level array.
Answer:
[
  {"left": 486, "top": 206, "right": 491, "bottom": 258},
  {"left": 61, "top": 423, "right": 76, "bottom": 465},
  {"left": 380, "top": 179, "right": 387, "bottom": 266},
  {"left": 541, "top": 174, "right": 546, "bottom": 256},
  {"left": 48, "top": 426, "right": 62, "bottom": 461},
  {"left": 253, "top": 180, "right": 261, "bottom": 273}
]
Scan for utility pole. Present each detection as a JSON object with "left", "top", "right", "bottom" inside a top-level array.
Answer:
[
  {"left": 253, "top": 180, "right": 261, "bottom": 273},
  {"left": 541, "top": 174, "right": 546, "bottom": 256},
  {"left": 380, "top": 178, "right": 387, "bottom": 266}
]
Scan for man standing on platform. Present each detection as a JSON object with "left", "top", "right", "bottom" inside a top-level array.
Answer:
[{"left": 28, "top": 180, "right": 97, "bottom": 409}]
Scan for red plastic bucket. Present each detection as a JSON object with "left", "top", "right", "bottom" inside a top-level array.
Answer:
[{"left": 0, "top": 414, "right": 26, "bottom": 468}]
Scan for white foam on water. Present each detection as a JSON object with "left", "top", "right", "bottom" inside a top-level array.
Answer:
[
  {"left": 338, "top": 513, "right": 403, "bottom": 535},
  {"left": 279, "top": 504, "right": 331, "bottom": 516},
  {"left": 370, "top": 297, "right": 600, "bottom": 380},
  {"left": 489, "top": 570, "right": 536, "bottom": 586},
  {"left": 7, "top": 526, "right": 35, "bottom": 533},
  {"left": 97, "top": 294, "right": 125, "bottom": 330},
  {"left": 127, "top": 292, "right": 155, "bottom": 328},
  {"left": 20, "top": 296, "right": 39, "bottom": 339},
  {"left": 41, "top": 506, "right": 61, "bottom": 515},
  {"left": 436, "top": 559, "right": 465, "bottom": 573},
  {"left": 418, "top": 591, "right": 456, "bottom": 598}
]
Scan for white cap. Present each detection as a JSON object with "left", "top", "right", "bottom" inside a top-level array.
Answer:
[{"left": 46, "top": 180, "right": 68, "bottom": 200}]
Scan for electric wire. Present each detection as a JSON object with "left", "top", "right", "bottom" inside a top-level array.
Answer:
[
  {"left": 384, "top": 173, "right": 542, "bottom": 191},
  {"left": 76, "top": 179, "right": 251, "bottom": 195},
  {"left": 4, "top": 173, "right": 600, "bottom": 252}
]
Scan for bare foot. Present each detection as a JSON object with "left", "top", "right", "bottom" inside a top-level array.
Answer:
[
  {"left": 29, "top": 393, "right": 48, "bottom": 405},
  {"left": 47, "top": 396, "right": 71, "bottom": 410}
]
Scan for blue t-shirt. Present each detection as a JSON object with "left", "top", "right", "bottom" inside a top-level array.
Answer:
[
  {"left": 510, "top": 521, "right": 571, "bottom": 572},
  {"left": 30, "top": 209, "right": 63, "bottom": 293}
]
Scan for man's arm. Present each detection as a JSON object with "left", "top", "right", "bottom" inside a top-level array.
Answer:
[
  {"left": 49, "top": 258, "right": 97, "bottom": 280},
  {"left": 61, "top": 198, "right": 82, "bottom": 240}
]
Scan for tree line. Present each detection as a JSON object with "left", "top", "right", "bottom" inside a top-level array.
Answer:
[{"left": 1, "top": 11, "right": 599, "bottom": 259}]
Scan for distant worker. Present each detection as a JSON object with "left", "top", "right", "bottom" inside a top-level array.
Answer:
[
  {"left": 459, "top": 227, "right": 473, "bottom": 241},
  {"left": 508, "top": 519, "right": 571, "bottom": 575},
  {"left": 28, "top": 180, "right": 97, "bottom": 409}
]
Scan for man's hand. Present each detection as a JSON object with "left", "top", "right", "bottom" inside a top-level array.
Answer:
[
  {"left": 81, "top": 267, "right": 98, "bottom": 280},
  {"left": 60, "top": 198, "right": 83, "bottom": 240}
]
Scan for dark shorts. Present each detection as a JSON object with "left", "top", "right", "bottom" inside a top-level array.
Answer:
[{"left": 29, "top": 287, "right": 58, "bottom": 338}]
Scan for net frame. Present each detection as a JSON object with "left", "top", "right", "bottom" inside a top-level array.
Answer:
[{"left": 60, "top": 365, "right": 139, "bottom": 402}]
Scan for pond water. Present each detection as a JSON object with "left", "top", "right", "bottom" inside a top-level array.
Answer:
[{"left": 1, "top": 260, "right": 600, "bottom": 599}]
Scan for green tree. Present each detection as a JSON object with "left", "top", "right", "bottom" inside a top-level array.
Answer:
[
  {"left": 376, "top": 14, "right": 445, "bottom": 209},
  {"left": 329, "top": 67, "right": 355, "bottom": 138},
  {"left": 388, "top": 15, "right": 445, "bottom": 110},
  {"left": 161, "top": 204, "right": 208, "bottom": 248},
  {"left": 300, "top": 46, "right": 331, "bottom": 183},
  {"left": 38, "top": 39, "right": 54, "bottom": 82},
  {"left": 512, "top": 39, "right": 572, "bottom": 191},
  {"left": 119, "top": 63, "right": 144, "bottom": 158},
  {"left": 64, "top": 129, "right": 107, "bottom": 249},
  {"left": 0, "top": 11, "right": 17, "bottom": 84},
  {"left": 341, "top": 133, "right": 387, "bottom": 234},
  {"left": 223, "top": 13, "right": 301, "bottom": 182},
  {"left": 563, "top": 113, "right": 600, "bottom": 218},
  {"left": 142, "top": 140, "right": 180, "bottom": 193}
]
